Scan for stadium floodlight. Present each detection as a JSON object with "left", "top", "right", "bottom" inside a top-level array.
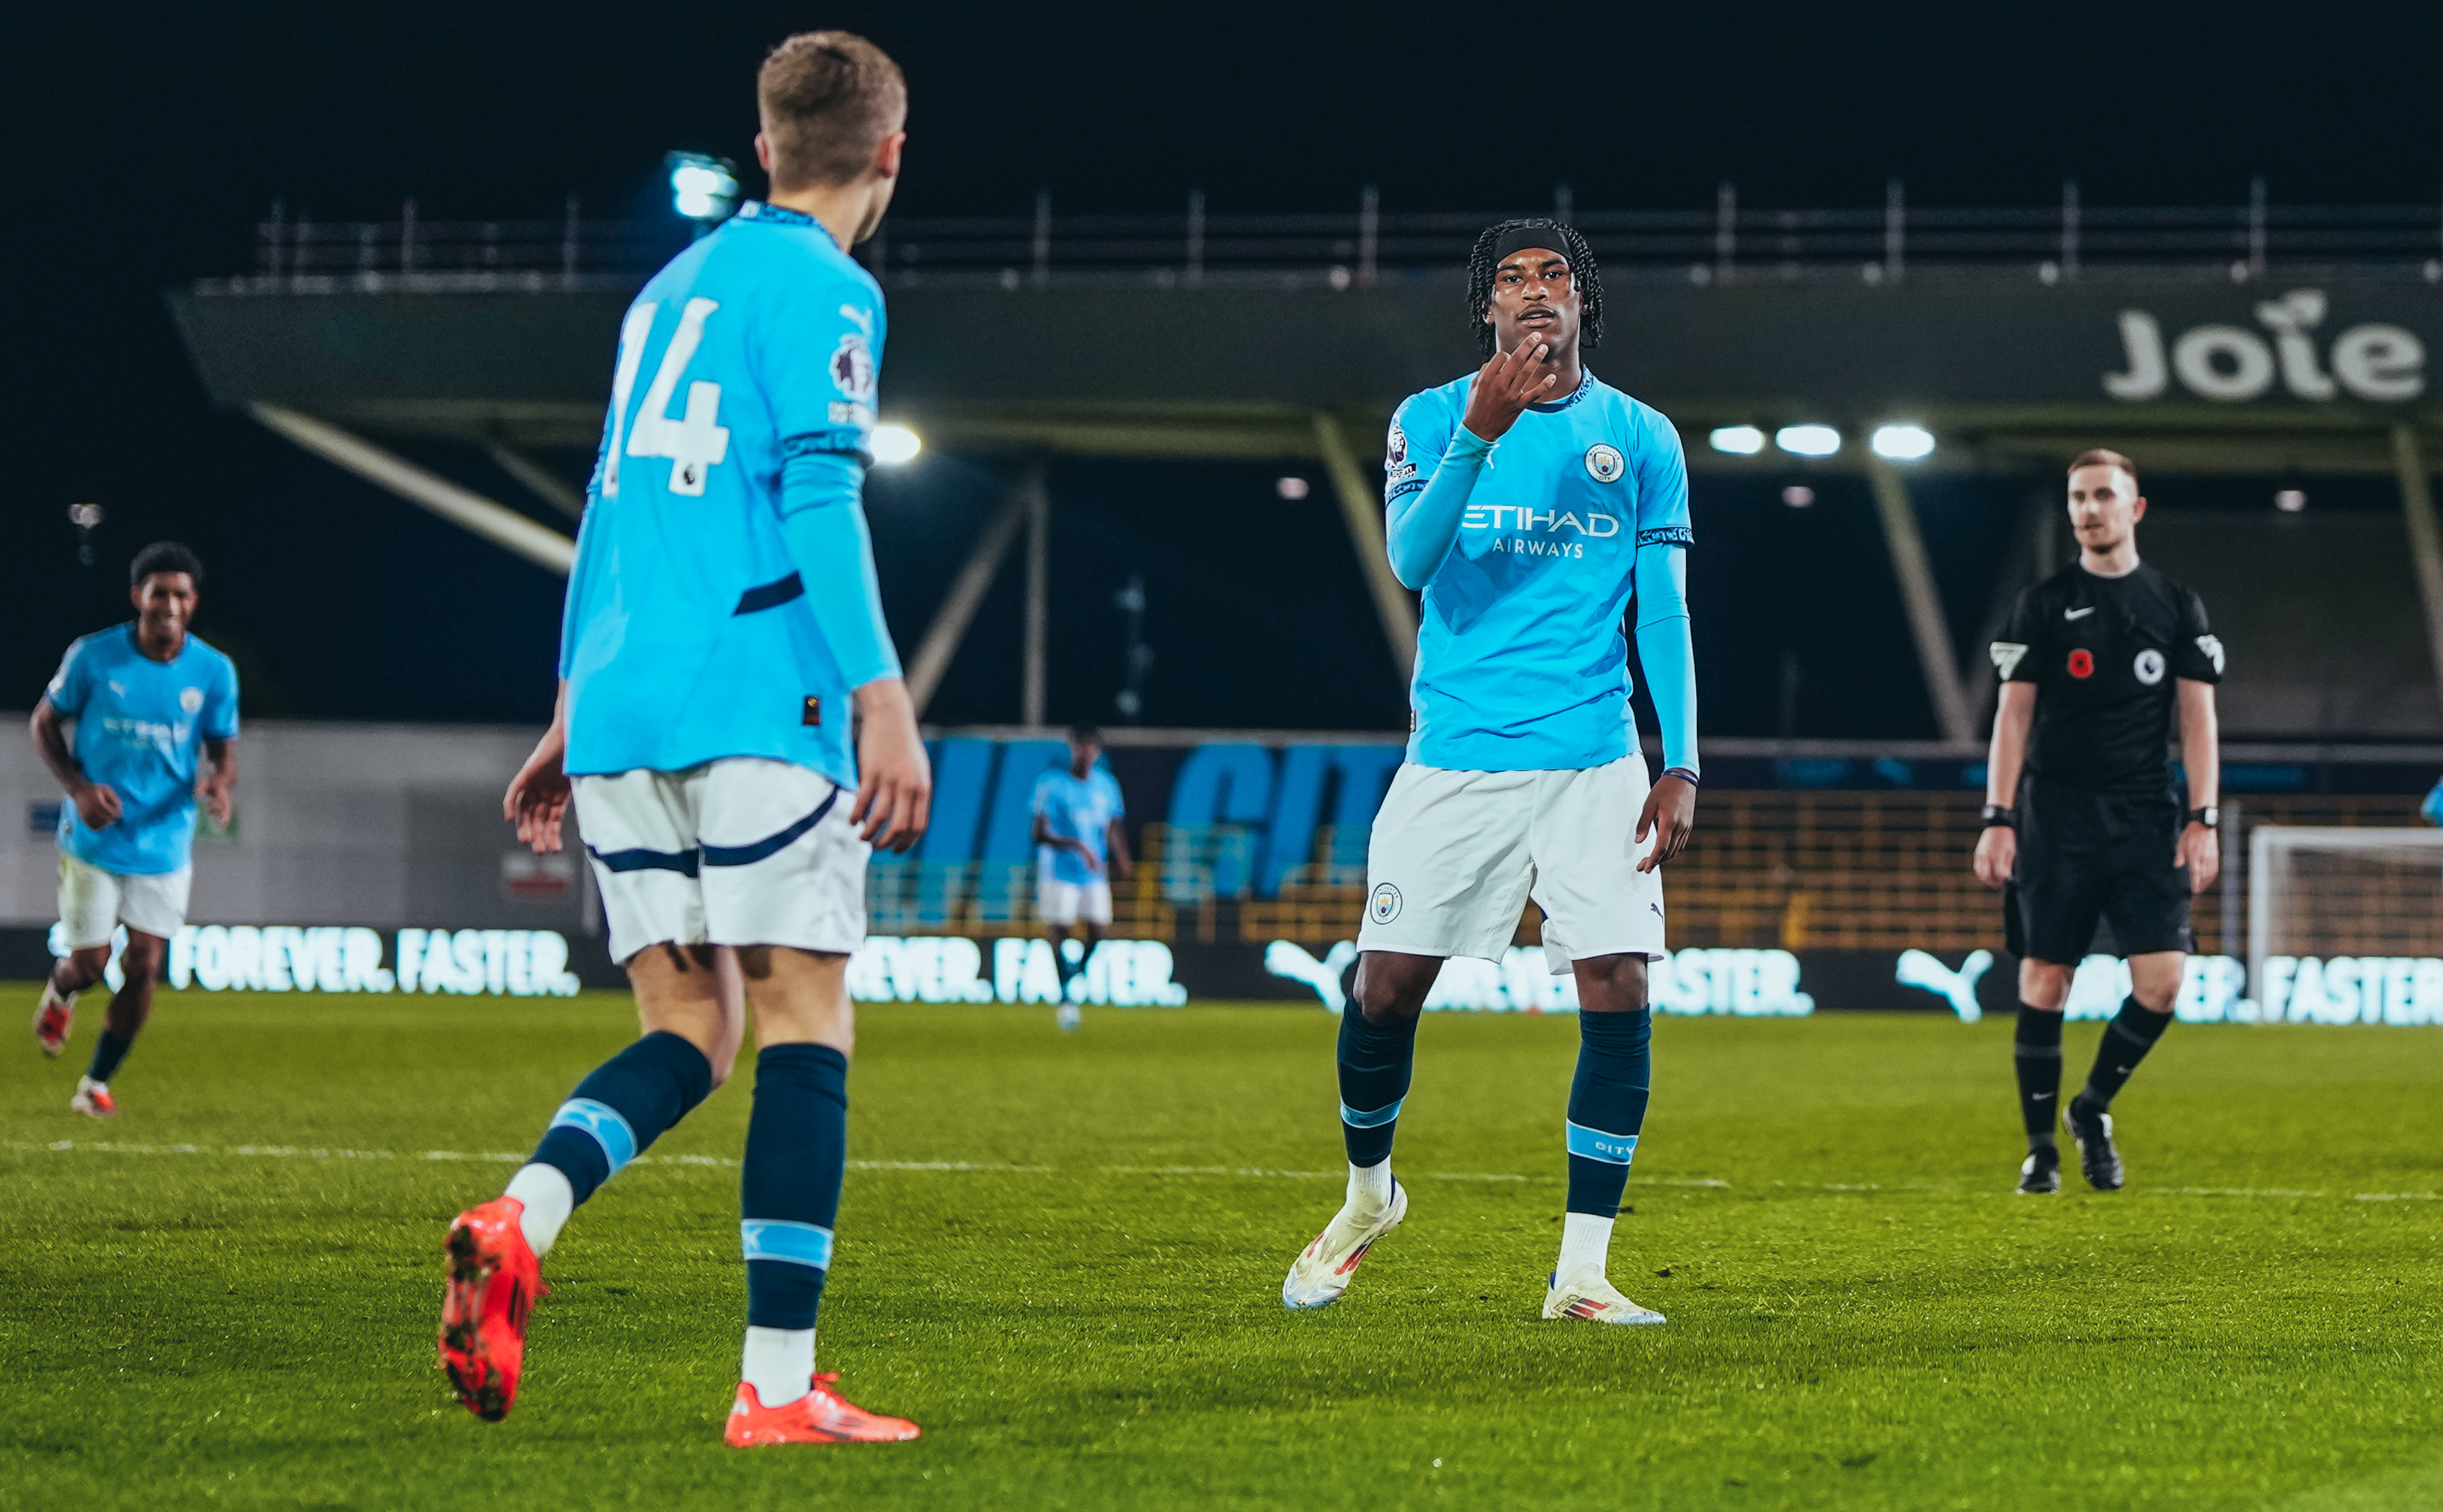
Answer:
[
  {"left": 1775, "top": 424, "right": 1842, "bottom": 457},
  {"left": 869, "top": 423, "right": 923, "bottom": 465},
  {"left": 667, "top": 152, "right": 740, "bottom": 222},
  {"left": 1870, "top": 423, "right": 1936, "bottom": 461},
  {"left": 1708, "top": 425, "right": 1766, "bottom": 455}
]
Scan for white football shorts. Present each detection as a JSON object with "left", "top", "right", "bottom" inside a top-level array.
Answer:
[
  {"left": 1037, "top": 874, "right": 1113, "bottom": 927},
  {"left": 58, "top": 852, "right": 192, "bottom": 948},
  {"left": 1357, "top": 755, "right": 1667, "bottom": 971},
  {"left": 574, "top": 757, "right": 868, "bottom": 964}
]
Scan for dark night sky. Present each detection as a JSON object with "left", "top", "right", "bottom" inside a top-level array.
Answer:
[{"left": 6, "top": 1, "right": 2439, "bottom": 734}]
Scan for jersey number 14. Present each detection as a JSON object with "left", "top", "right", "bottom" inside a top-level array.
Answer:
[{"left": 603, "top": 298, "right": 731, "bottom": 498}]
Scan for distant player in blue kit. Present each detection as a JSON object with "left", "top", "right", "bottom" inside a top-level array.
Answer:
[
  {"left": 1030, "top": 724, "right": 1132, "bottom": 1030},
  {"left": 437, "top": 33, "right": 934, "bottom": 1446},
  {"left": 1281, "top": 221, "right": 1700, "bottom": 1325},
  {"left": 30, "top": 542, "right": 239, "bottom": 1118}
]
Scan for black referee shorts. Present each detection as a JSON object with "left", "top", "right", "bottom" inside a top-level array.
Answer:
[{"left": 2003, "top": 778, "right": 2193, "bottom": 964}]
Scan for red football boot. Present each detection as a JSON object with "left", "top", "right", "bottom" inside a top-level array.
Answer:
[
  {"left": 439, "top": 1196, "right": 545, "bottom": 1422},
  {"left": 33, "top": 982, "right": 74, "bottom": 1058},
  {"left": 722, "top": 1376, "right": 922, "bottom": 1446}
]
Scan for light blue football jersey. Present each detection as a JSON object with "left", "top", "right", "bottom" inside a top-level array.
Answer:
[
  {"left": 45, "top": 624, "right": 240, "bottom": 876},
  {"left": 1032, "top": 765, "right": 1125, "bottom": 885},
  {"left": 560, "top": 201, "right": 890, "bottom": 786},
  {"left": 1385, "top": 371, "right": 1690, "bottom": 771}
]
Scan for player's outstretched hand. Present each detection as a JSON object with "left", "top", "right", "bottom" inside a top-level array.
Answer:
[
  {"left": 503, "top": 699, "right": 573, "bottom": 855},
  {"left": 72, "top": 781, "right": 123, "bottom": 832},
  {"left": 1972, "top": 825, "right": 2016, "bottom": 890},
  {"left": 2178, "top": 821, "right": 2219, "bottom": 893},
  {"left": 1635, "top": 772, "right": 1698, "bottom": 874},
  {"left": 853, "top": 677, "right": 932, "bottom": 854},
  {"left": 1458, "top": 334, "right": 1559, "bottom": 444}
]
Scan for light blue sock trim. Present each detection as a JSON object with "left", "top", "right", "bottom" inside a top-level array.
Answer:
[
  {"left": 549, "top": 1098, "right": 638, "bottom": 1174},
  {"left": 741, "top": 1219, "right": 835, "bottom": 1270},
  {"left": 1339, "top": 1098, "right": 1404, "bottom": 1130},
  {"left": 1565, "top": 1120, "right": 1639, "bottom": 1166}
]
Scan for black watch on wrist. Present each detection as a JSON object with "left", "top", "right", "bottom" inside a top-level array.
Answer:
[
  {"left": 1980, "top": 804, "right": 2016, "bottom": 830},
  {"left": 2187, "top": 806, "right": 2218, "bottom": 828}
]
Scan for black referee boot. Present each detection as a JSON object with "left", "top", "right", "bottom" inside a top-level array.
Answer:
[
  {"left": 2065, "top": 1093, "right": 2124, "bottom": 1191},
  {"left": 2017, "top": 1144, "right": 2062, "bottom": 1195}
]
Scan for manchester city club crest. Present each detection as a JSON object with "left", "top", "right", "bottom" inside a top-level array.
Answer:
[
  {"left": 1369, "top": 883, "right": 1402, "bottom": 924},
  {"left": 1584, "top": 443, "right": 1624, "bottom": 482},
  {"left": 179, "top": 687, "right": 204, "bottom": 713}
]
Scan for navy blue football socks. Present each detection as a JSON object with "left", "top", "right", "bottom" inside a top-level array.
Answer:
[
  {"left": 87, "top": 1030, "right": 133, "bottom": 1085},
  {"left": 1564, "top": 1008, "right": 1651, "bottom": 1219},
  {"left": 2013, "top": 1004, "right": 2065, "bottom": 1149},
  {"left": 2083, "top": 995, "right": 2171, "bottom": 1109},
  {"left": 740, "top": 1043, "right": 850, "bottom": 1330},
  {"left": 1336, "top": 1005, "right": 1418, "bottom": 1170},
  {"left": 529, "top": 1029, "right": 714, "bottom": 1206}
]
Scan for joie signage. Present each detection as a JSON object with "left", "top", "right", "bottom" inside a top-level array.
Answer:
[{"left": 2104, "top": 288, "right": 2426, "bottom": 403}]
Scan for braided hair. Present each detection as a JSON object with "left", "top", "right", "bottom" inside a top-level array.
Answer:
[{"left": 1467, "top": 218, "right": 1604, "bottom": 357}]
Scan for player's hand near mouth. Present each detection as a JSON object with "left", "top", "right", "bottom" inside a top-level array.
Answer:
[{"left": 1460, "top": 334, "right": 1558, "bottom": 443}]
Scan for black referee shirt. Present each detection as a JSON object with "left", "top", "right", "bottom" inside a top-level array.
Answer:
[{"left": 1990, "top": 561, "right": 2223, "bottom": 794}]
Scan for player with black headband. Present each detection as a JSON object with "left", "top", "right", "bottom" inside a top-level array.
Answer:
[
  {"left": 1975, "top": 448, "right": 2223, "bottom": 1193},
  {"left": 1281, "top": 219, "right": 1700, "bottom": 1325}
]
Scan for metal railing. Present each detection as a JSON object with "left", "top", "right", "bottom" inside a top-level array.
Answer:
[{"left": 205, "top": 182, "right": 2443, "bottom": 295}]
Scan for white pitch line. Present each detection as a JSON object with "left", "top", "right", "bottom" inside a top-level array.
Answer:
[
  {"left": 9, "top": 1142, "right": 2431, "bottom": 1204},
  {"left": 6, "top": 1140, "right": 1040, "bottom": 1174}
]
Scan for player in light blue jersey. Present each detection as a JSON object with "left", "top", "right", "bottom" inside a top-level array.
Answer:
[
  {"left": 440, "top": 32, "right": 928, "bottom": 1447},
  {"left": 30, "top": 543, "right": 239, "bottom": 1118},
  {"left": 1283, "top": 221, "right": 1699, "bottom": 1327},
  {"left": 1030, "top": 725, "right": 1133, "bottom": 1029}
]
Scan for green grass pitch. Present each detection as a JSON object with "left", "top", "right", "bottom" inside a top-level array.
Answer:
[{"left": 5, "top": 988, "right": 2442, "bottom": 1511}]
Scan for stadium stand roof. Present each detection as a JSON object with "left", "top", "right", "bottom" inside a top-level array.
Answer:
[{"left": 169, "top": 192, "right": 2443, "bottom": 745}]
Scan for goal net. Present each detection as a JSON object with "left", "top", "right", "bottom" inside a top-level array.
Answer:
[{"left": 2248, "top": 825, "right": 2443, "bottom": 1023}]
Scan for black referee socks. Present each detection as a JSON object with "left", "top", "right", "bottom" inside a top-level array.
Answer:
[
  {"left": 2013, "top": 1005, "right": 2064, "bottom": 1150},
  {"left": 2082, "top": 995, "right": 2173, "bottom": 1109}
]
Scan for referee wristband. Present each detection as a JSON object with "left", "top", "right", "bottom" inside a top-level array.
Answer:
[{"left": 1980, "top": 804, "right": 2016, "bottom": 830}]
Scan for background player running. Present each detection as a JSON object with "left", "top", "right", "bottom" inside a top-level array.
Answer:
[
  {"left": 30, "top": 542, "right": 239, "bottom": 1118},
  {"left": 1974, "top": 448, "right": 2222, "bottom": 1194},
  {"left": 1281, "top": 221, "right": 1699, "bottom": 1325},
  {"left": 1030, "top": 724, "right": 1132, "bottom": 1031},
  {"left": 437, "top": 32, "right": 934, "bottom": 1447}
]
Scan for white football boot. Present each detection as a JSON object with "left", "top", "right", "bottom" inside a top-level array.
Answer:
[
  {"left": 1281, "top": 1180, "right": 1408, "bottom": 1309},
  {"left": 1541, "top": 1271, "right": 1666, "bottom": 1326}
]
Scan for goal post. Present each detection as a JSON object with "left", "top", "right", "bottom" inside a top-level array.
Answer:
[{"left": 2248, "top": 824, "right": 2443, "bottom": 1004}]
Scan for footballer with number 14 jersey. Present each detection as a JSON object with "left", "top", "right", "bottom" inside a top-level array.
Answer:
[{"left": 441, "top": 32, "right": 933, "bottom": 1449}]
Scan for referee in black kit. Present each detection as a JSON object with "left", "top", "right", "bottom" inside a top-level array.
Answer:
[{"left": 1973, "top": 448, "right": 2223, "bottom": 1194}]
